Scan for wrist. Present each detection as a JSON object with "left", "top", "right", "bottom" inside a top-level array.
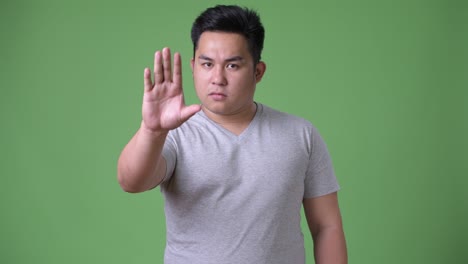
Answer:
[{"left": 139, "top": 121, "right": 169, "bottom": 139}]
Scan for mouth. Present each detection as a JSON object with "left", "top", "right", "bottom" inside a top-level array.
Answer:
[{"left": 208, "top": 92, "right": 227, "bottom": 101}]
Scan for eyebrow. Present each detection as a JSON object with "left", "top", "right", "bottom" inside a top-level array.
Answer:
[{"left": 198, "top": 55, "right": 245, "bottom": 63}]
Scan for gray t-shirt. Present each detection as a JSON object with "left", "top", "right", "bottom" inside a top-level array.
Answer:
[{"left": 161, "top": 103, "right": 340, "bottom": 264}]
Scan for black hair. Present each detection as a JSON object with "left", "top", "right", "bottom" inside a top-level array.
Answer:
[{"left": 191, "top": 5, "right": 265, "bottom": 63}]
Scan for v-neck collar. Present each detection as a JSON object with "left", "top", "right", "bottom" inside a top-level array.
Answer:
[{"left": 197, "top": 103, "right": 263, "bottom": 141}]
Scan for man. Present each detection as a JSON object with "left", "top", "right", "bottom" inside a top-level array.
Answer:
[{"left": 118, "top": 5, "right": 347, "bottom": 264}]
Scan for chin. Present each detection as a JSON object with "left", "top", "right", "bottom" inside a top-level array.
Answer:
[{"left": 202, "top": 105, "right": 228, "bottom": 115}]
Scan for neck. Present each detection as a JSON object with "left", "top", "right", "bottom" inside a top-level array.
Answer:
[{"left": 202, "top": 102, "right": 257, "bottom": 135}]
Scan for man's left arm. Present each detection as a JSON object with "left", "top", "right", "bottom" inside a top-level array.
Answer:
[{"left": 303, "top": 192, "right": 347, "bottom": 264}]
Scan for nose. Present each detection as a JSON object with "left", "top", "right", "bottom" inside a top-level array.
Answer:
[{"left": 211, "top": 65, "right": 227, "bottom": 86}]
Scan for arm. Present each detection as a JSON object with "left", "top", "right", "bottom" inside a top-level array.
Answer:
[
  {"left": 117, "top": 48, "right": 201, "bottom": 193},
  {"left": 303, "top": 192, "right": 347, "bottom": 264},
  {"left": 117, "top": 123, "right": 168, "bottom": 193}
]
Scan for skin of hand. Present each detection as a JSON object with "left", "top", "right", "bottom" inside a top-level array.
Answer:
[
  {"left": 142, "top": 47, "right": 201, "bottom": 133},
  {"left": 117, "top": 48, "right": 201, "bottom": 193}
]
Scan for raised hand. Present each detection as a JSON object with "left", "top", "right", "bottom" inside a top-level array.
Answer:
[{"left": 142, "top": 47, "right": 201, "bottom": 133}]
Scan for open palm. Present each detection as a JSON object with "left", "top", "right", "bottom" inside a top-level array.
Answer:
[{"left": 142, "top": 48, "right": 200, "bottom": 132}]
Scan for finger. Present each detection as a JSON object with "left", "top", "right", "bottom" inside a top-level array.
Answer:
[
  {"left": 173, "top": 52, "right": 182, "bottom": 88},
  {"left": 180, "top": 104, "right": 202, "bottom": 122},
  {"left": 143, "top": 68, "right": 153, "bottom": 92},
  {"left": 154, "top": 51, "right": 163, "bottom": 84},
  {"left": 162, "top": 47, "right": 172, "bottom": 82}
]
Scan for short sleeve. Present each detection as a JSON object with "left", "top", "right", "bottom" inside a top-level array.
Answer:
[
  {"left": 161, "top": 132, "right": 177, "bottom": 183},
  {"left": 303, "top": 125, "right": 340, "bottom": 198}
]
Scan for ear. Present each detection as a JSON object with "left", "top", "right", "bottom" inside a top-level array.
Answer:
[
  {"left": 254, "top": 61, "right": 266, "bottom": 83},
  {"left": 190, "top": 58, "right": 195, "bottom": 73}
]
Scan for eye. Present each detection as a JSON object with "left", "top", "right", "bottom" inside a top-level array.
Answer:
[
  {"left": 202, "top": 62, "right": 213, "bottom": 68},
  {"left": 226, "top": 64, "right": 238, "bottom": 69}
]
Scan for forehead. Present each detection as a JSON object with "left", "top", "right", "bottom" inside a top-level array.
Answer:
[{"left": 195, "top": 31, "right": 251, "bottom": 59}]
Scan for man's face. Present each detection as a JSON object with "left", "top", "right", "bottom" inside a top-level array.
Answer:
[{"left": 191, "top": 31, "right": 265, "bottom": 117}]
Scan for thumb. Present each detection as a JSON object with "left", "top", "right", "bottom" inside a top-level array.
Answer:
[{"left": 180, "top": 104, "right": 202, "bottom": 122}]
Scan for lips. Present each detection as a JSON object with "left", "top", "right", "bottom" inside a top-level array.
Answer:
[{"left": 208, "top": 92, "right": 227, "bottom": 100}]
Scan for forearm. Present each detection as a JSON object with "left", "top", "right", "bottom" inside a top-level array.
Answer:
[
  {"left": 117, "top": 122, "right": 168, "bottom": 193},
  {"left": 313, "top": 226, "right": 347, "bottom": 264}
]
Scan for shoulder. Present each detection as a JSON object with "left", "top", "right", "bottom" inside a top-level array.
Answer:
[
  {"left": 258, "top": 104, "right": 326, "bottom": 151},
  {"left": 166, "top": 111, "right": 220, "bottom": 145},
  {"left": 259, "top": 103, "right": 315, "bottom": 131},
  {"left": 168, "top": 112, "right": 207, "bottom": 134}
]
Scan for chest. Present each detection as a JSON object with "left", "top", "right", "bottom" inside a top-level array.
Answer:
[{"left": 167, "top": 132, "right": 310, "bottom": 201}]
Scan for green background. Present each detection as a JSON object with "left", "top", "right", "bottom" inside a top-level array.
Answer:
[{"left": 1, "top": 0, "right": 467, "bottom": 263}]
